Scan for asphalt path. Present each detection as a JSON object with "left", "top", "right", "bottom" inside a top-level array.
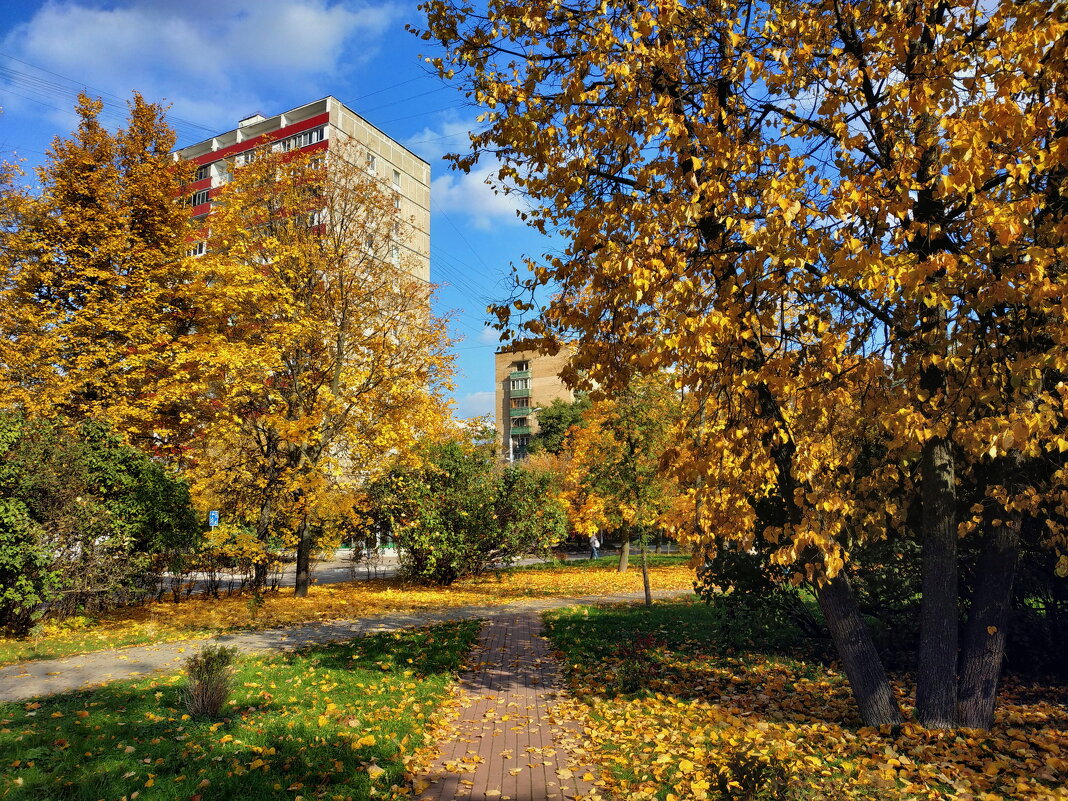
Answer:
[{"left": 171, "top": 549, "right": 608, "bottom": 595}]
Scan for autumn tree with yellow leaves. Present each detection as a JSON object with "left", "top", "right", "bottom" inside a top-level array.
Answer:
[
  {"left": 189, "top": 142, "right": 453, "bottom": 597},
  {"left": 0, "top": 93, "right": 195, "bottom": 445},
  {"left": 560, "top": 376, "right": 682, "bottom": 602},
  {"left": 417, "top": 0, "right": 1068, "bottom": 728}
]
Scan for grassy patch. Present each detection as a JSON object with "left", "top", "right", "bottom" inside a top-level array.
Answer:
[
  {"left": 544, "top": 599, "right": 1068, "bottom": 801},
  {"left": 0, "top": 620, "right": 479, "bottom": 801},
  {"left": 0, "top": 562, "right": 695, "bottom": 666}
]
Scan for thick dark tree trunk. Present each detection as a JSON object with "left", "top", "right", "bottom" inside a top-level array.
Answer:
[
  {"left": 293, "top": 516, "right": 313, "bottom": 598},
  {"left": 817, "top": 571, "right": 904, "bottom": 726},
  {"left": 617, "top": 538, "right": 630, "bottom": 572},
  {"left": 917, "top": 434, "right": 959, "bottom": 728},
  {"left": 640, "top": 540, "right": 652, "bottom": 606},
  {"left": 957, "top": 516, "right": 1021, "bottom": 729},
  {"left": 253, "top": 560, "right": 268, "bottom": 590}
]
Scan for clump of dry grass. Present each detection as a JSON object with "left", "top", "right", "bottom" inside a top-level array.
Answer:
[{"left": 182, "top": 644, "right": 238, "bottom": 718}]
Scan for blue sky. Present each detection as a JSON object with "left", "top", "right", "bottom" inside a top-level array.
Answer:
[{"left": 0, "top": 0, "right": 554, "bottom": 419}]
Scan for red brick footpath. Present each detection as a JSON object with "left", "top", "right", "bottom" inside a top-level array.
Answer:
[{"left": 415, "top": 610, "right": 598, "bottom": 801}]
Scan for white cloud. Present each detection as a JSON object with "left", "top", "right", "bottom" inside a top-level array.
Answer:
[
  {"left": 406, "top": 118, "right": 526, "bottom": 230},
  {"left": 478, "top": 325, "right": 502, "bottom": 345},
  {"left": 456, "top": 390, "right": 495, "bottom": 418},
  {"left": 432, "top": 167, "right": 525, "bottom": 230},
  {"left": 1, "top": 1, "right": 399, "bottom": 137}
]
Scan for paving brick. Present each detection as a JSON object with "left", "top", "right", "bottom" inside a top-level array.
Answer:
[{"left": 417, "top": 612, "right": 596, "bottom": 801}]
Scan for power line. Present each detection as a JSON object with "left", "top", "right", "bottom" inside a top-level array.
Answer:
[{"left": 0, "top": 53, "right": 219, "bottom": 138}]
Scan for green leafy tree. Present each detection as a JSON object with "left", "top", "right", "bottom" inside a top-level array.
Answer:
[
  {"left": 527, "top": 395, "right": 590, "bottom": 455},
  {"left": 369, "top": 438, "right": 567, "bottom": 585}
]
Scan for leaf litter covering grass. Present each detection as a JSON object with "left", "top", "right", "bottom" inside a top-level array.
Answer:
[
  {"left": 0, "top": 561, "right": 694, "bottom": 665},
  {"left": 544, "top": 600, "right": 1068, "bottom": 801},
  {"left": 0, "top": 620, "right": 479, "bottom": 801}
]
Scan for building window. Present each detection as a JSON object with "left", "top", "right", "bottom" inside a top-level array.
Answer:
[
  {"left": 195, "top": 163, "right": 210, "bottom": 181},
  {"left": 235, "top": 150, "right": 255, "bottom": 166},
  {"left": 367, "top": 153, "right": 377, "bottom": 174},
  {"left": 390, "top": 244, "right": 400, "bottom": 265},
  {"left": 514, "top": 360, "right": 529, "bottom": 372},
  {"left": 510, "top": 378, "right": 530, "bottom": 391},
  {"left": 393, "top": 194, "right": 401, "bottom": 210},
  {"left": 392, "top": 168, "right": 401, "bottom": 188},
  {"left": 511, "top": 434, "right": 530, "bottom": 459},
  {"left": 512, "top": 417, "right": 528, "bottom": 428},
  {"left": 186, "top": 240, "right": 206, "bottom": 258},
  {"left": 190, "top": 189, "right": 209, "bottom": 206},
  {"left": 510, "top": 397, "right": 528, "bottom": 409},
  {"left": 278, "top": 126, "right": 326, "bottom": 152}
]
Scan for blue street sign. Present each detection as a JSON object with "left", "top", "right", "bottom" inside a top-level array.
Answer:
[{"left": 208, "top": 510, "right": 219, "bottom": 527}]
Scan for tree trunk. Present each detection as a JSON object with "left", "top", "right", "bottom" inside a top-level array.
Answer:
[
  {"left": 293, "top": 515, "right": 313, "bottom": 598},
  {"left": 917, "top": 434, "right": 959, "bottom": 728},
  {"left": 252, "top": 489, "right": 274, "bottom": 591},
  {"left": 816, "top": 570, "right": 904, "bottom": 726},
  {"left": 617, "top": 538, "right": 630, "bottom": 572},
  {"left": 957, "top": 516, "right": 1021, "bottom": 729},
  {"left": 640, "top": 540, "right": 652, "bottom": 606}
]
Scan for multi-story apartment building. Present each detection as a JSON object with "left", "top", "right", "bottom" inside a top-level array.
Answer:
[
  {"left": 173, "top": 96, "right": 430, "bottom": 282},
  {"left": 495, "top": 344, "right": 575, "bottom": 460}
]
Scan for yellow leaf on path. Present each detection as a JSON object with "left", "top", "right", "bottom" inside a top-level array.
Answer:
[
  {"left": 367, "top": 764, "right": 385, "bottom": 780},
  {"left": 356, "top": 734, "right": 376, "bottom": 747},
  {"left": 987, "top": 626, "right": 998, "bottom": 635}
]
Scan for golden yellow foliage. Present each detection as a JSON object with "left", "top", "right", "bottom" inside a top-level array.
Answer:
[
  {"left": 417, "top": 0, "right": 1068, "bottom": 728},
  {"left": 183, "top": 140, "right": 454, "bottom": 595}
]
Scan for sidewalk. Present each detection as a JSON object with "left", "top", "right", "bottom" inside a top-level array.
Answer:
[
  {"left": 414, "top": 611, "right": 596, "bottom": 801},
  {"left": 0, "top": 589, "right": 690, "bottom": 702}
]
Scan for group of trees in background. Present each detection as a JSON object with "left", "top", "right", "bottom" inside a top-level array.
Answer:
[
  {"left": 0, "top": 92, "right": 456, "bottom": 629},
  {"left": 420, "top": 0, "right": 1068, "bottom": 731}
]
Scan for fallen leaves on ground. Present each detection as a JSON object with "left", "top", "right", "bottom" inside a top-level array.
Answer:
[
  {"left": 546, "top": 603, "right": 1068, "bottom": 801},
  {"left": 0, "top": 561, "right": 694, "bottom": 665}
]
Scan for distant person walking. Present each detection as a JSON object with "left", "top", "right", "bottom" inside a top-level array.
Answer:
[{"left": 589, "top": 533, "right": 601, "bottom": 559}]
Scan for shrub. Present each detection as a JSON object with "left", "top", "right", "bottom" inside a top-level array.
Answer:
[
  {"left": 183, "top": 644, "right": 239, "bottom": 718},
  {"left": 367, "top": 439, "right": 567, "bottom": 585},
  {"left": 0, "top": 413, "right": 201, "bottom": 627},
  {"left": 0, "top": 497, "right": 57, "bottom": 635},
  {"left": 694, "top": 542, "right": 815, "bottom": 653},
  {"left": 709, "top": 745, "right": 798, "bottom": 801}
]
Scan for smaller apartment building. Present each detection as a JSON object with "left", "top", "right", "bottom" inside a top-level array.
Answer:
[{"left": 494, "top": 345, "right": 575, "bottom": 460}]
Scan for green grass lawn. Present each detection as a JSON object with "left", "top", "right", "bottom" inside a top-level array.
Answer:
[{"left": 0, "top": 620, "right": 479, "bottom": 801}]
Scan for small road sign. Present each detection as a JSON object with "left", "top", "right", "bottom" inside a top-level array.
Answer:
[{"left": 208, "top": 510, "right": 219, "bottom": 527}]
